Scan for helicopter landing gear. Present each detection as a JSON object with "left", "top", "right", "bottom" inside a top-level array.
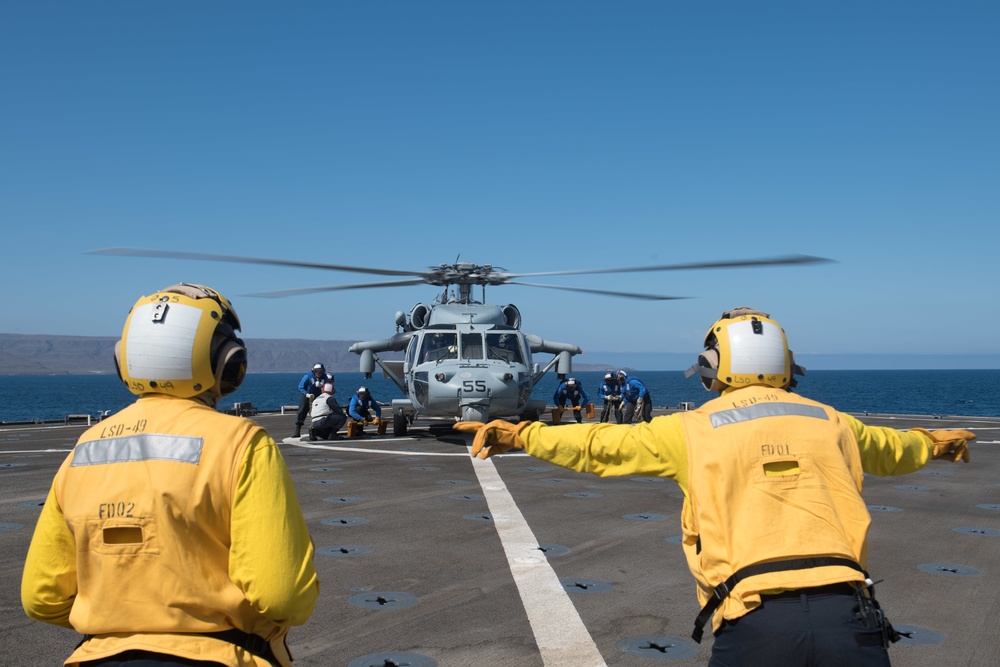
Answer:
[
  {"left": 520, "top": 409, "right": 540, "bottom": 423},
  {"left": 461, "top": 405, "right": 489, "bottom": 423},
  {"left": 393, "top": 411, "right": 408, "bottom": 437}
]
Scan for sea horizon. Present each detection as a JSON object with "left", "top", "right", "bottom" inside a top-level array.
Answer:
[{"left": 2, "top": 369, "right": 997, "bottom": 424}]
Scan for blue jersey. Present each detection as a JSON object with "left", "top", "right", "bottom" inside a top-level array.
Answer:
[
  {"left": 620, "top": 376, "right": 650, "bottom": 403},
  {"left": 600, "top": 381, "right": 621, "bottom": 398},
  {"left": 348, "top": 394, "right": 382, "bottom": 420},
  {"left": 299, "top": 371, "right": 334, "bottom": 396},
  {"left": 554, "top": 382, "right": 590, "bottom": 405}
]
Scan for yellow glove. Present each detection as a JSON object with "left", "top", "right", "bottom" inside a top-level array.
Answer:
[
  {"left": 453, "top": 420, "right": 531, "bottom": 459},
  {"left": 911, "top": 428, "right": 976, "bottom": 463}
]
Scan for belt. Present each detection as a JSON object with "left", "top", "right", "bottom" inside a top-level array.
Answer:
[
  {"left": 79, "top": 629, "right": 278, "bottom": 666},
  {"left": 692, "top": 556, "right": 867, "bottom": 643},
  {"left": 760, "top": 582, "right": 858, "bottom": 600}
]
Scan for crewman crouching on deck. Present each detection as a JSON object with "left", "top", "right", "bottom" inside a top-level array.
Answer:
[
  {"left": 310, "top": 381, "right": 347, "bottom": 440},
  {"left": 554, "top": 377, "right": 591, "bottom": 423},
  {"left": 456, "top": 306, "right": 975, "bottom": 667},
  {"left": 22, "top": 283, "right": 319, "bottom": 666},
  {"left": 349, "top": 386, "right": 382, "bottom": 424}
]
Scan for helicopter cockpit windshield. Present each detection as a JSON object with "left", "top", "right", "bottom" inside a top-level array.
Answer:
[
  {"left": 460, "top": 333, "right": 483, "bottom": 360},
  {"left": 486, "top": 332, "right": 524, "bottom": 364}
]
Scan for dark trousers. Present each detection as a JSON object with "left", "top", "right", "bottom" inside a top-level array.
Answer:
[
  {"left": 312, "top": 413, "right": 346, "bottom": 439},
  {"left": 295, "top": 394, "right": 311, "bottom": 427},
  {"left": 82, "top": 650, "right": 226, "bottom": 666},
  {"left": 622, "top": 398, "right": 652, "bottom": 423},
  {"left": 708, "top": 589, "right": 891, "bottom": 667},
  {"left": 600, "top": 399, "right": 622, "bottom": 423}
]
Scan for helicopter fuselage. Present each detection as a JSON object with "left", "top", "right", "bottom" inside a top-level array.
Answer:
[
  {"left": 404, "top": 322, "right": 536, "bottom": 422},
  {"left": 349, "top": 300, "right": 581, "bottom": 432}
]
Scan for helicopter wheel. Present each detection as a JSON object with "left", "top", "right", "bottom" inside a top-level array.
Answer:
[
  {"left": 393, "top": 411, "right": 408, "bottom": 437},
  {"left": 520, "top": 410, "right": 539, "bottom": 423}
]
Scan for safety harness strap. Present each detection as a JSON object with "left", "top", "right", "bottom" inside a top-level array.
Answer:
[
  {"left": 205, "top": 628, "right": 279, "bottom": 665},
  {"left": 691, "top": 556, "right": 867, "bottom": 643}
]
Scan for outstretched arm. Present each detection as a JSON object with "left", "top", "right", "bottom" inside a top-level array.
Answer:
[{"left": 844, "top": 413, "right": 975, "bottom": 476}]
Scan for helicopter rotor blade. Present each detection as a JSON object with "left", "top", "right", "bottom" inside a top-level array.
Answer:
[
  {"left": 88, "top": 247, "right": 423, "bottom": 279},
  {"left": 243, "top": 279, "right": 429, "bottom": 298},
  {"left": 507, "top": 281, "right": 689, "bottom": 301},
  {"left": 499, "top": 254, "right": 833, "bottom": 279}
]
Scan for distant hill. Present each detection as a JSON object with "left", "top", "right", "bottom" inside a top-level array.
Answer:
[
  {"left": 0, "top": 334, "right": 383, "bottom": 374},
  {"left": 0, "top": 334, "right": 616, "bottom": 375}
]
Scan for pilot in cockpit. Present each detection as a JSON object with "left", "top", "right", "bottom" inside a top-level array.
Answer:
[{"left": 420, "top": 332, "right": 458, "bottom": 363}]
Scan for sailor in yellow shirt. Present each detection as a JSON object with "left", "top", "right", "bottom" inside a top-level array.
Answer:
[
  {"left": 21, "top": 284, "right": 319, "bottom": 667},
  {"left": 456, "top": 307, "right": 974, "bottom": 667}
]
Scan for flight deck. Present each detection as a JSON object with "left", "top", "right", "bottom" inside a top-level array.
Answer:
[{"left": 2, "top": 410, "right": 997, "bottom": 666}]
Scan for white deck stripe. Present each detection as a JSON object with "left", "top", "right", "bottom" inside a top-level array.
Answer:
[{"left": 471, "top": 450, "right": 608, "bottom": 667}]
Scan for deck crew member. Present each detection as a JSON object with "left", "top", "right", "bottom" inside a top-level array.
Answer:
[
  {"left": 553, "top": 377, "right": 591, "bottom": 423},
  {"left": 294, "top": 362, "right": 333, "bottom": 438},
  {"left": 21, "top": 283, "right": 319, "bottom": 667},
  {"left": 349, "top": 386, "right": 382, "bottom": 424},
  {"left": 457, "top": 307, "right": 975, "bottom": 667},
  {"left": 599, "top": 372, "right": 623, "bottom": 423},
  {"left": 310, "top": 381, "right": 347, "bottom": 440},
  {"left": 618, "top": 369, "right": 653, "bottom": 423}
]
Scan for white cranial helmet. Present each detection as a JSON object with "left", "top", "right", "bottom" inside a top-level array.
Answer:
[
  {"left": 686, "top": 307, "right": 804, "bottom": 392},
  {"left": 115, "top": 283, "right": 246, "bottom": 398}
]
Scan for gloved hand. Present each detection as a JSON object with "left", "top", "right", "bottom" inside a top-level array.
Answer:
[
  {"left": 371, "top": 417, "right": 380, "bottom": 425},
  {"left": 911, "top": 428, "right": 976, "bottom": 463},
  {"left": 306, "top": 393, "right": 315, "bottom": 401},
  {"left": 453, "top": 420, "right": 532, "bottom": 459}
]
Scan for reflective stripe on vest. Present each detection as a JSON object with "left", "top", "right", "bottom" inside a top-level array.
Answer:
[
  {"left": 709, "top": 402, "right": 828, "bottom": 428},
  {"left": 72, "top": 434, "right": 204, "bottom": 466}
]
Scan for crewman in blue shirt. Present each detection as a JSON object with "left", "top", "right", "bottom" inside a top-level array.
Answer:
[
  {"left": 618, "top": 370, "right": 653, "bottom": 423},
  {"left": 599, "top": 372, "right": 624, "bottom": 423},
  {"left": 293, "top": 362, "right": 333, "bottom": 438},
  {"left": 554, "top": 377, "right": 590, "bottom": 423},
  {"left": 349, "top": 386, "right": 382, "bottom": 423}
]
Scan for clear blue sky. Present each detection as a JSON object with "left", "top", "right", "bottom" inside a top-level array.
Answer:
[{"left": 2, "top": 2, "right": 997, "bottom": 369}]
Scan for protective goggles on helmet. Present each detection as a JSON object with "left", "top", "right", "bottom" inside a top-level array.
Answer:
[{"left": 116, "top": 283, "right": 247, "bottom": 398}]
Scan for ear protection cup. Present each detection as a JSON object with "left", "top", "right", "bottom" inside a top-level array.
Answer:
[
  {"left": 696, "top": 347, "right": 721, "bottom": 391},
  {"left": 113, "top": 339, "right": 125, "bottom": 385},
  {"left": 210, "top": 327, "right": 247, "bottom": 397}
]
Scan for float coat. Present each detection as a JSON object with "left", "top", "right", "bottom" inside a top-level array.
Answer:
[
  {"left": 515, "top": 385, "right": 935, "bottom": 636},
  {"left": 679, "top": 387, "right": 872, "bottom": 633},
  {"left": 21, "top": 394, "right": 319, "bottom": 666},
  {"left": 311, "top": 394, "right": 336, "bottom": 419}
]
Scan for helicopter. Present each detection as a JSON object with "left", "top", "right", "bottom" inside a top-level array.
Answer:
[{"left": 90, "top": 249, "right": 831, "bottom": 435}]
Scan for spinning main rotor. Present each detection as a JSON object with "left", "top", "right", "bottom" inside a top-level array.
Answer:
[{"left": 89, "top": 248, "right": 832, "bottom": 302}]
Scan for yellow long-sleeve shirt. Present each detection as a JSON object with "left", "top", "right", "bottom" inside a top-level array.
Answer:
[{"left": 519, "top": 404, "right": 932, "bottom": 498}]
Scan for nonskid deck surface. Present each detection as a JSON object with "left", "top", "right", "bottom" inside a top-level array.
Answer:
[{"left": 2, "top": 410, "right": 998, "bottom": 666}]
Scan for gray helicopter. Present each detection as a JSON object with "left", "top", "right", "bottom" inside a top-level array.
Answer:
[{"left": 90, "top": 249, "right": 830, "bottom": 435}]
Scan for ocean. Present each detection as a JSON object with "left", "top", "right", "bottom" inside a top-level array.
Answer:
[{"left": 1, "top": 369, "right": 997, "bottom": 424}]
